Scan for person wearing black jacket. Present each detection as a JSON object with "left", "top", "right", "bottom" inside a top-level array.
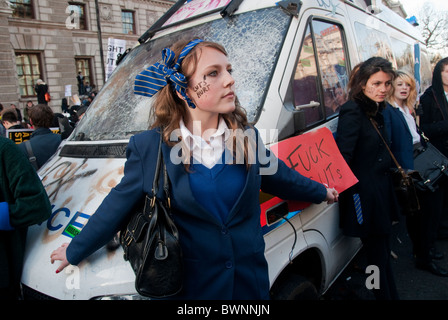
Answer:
[
  {"left": 336, "top": 57, "right": 399, "bottom": 300},
  {"left": 419, "top": 57, "right": 448, "bottom": 241},
  {"left": 34, "top": 79, "right": 48, "bottom": 105}
]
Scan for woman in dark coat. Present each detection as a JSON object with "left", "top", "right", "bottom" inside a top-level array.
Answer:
[
  {"left": 419, "top": 57, "right": 448, "bottom": 240},
  {"left": 34, "top": 79, "right": 48, "bottom": 105},
  {"left": 336, "top": 57, "right": 399, "bottom": 300}
]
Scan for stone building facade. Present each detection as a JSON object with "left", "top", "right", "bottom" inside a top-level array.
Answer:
[{"left": 0, "top": 0, "right": 174, "bottom": 114}]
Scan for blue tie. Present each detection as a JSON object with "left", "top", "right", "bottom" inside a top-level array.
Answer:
[{"left": 353, "top": 193, "right": 363, "bottom": 224}]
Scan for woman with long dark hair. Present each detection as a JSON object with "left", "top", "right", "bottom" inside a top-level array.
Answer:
[{"left": 336, "top": 57, "right": 399, "bottom": 300}]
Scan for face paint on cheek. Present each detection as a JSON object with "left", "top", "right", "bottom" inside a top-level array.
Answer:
[
  {"left": 193, "top": 79, "right": 211, "bottom": 99},
  {"left": 364, "top": 85, "right": 375, "bottom": 95}
]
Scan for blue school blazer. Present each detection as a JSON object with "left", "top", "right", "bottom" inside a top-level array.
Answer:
[
  {"left": 383, "top": 103, "right": 420, "bottom": 170},
  {"left": 66, "top": 128, "right": 327, "bottom": 299}
]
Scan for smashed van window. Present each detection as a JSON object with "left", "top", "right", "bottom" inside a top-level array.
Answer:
[{"left": 71, "top": 7, "right": 290, "bottom": 142}]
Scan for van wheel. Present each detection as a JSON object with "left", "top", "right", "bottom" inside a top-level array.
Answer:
[{"left": 271, "top": 274, "right": 318, "bottom": 300}]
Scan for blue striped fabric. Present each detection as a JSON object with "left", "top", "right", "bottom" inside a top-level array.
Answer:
[
  {"left": 353, "top": 193, "right": 363, "bottom": 224},
  {"left": 134, "top": 39, "right": 204, "bottom": 109}
]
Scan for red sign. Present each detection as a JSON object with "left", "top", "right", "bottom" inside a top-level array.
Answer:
[{"left": 261, "top": 127, "right": 358, "bottom": 219}]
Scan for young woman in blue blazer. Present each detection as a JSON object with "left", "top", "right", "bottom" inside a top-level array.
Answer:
[
  {"left": 51, "top": 39, "right": 338, "bottom": 299},
  {"left": 383, "top": 71, "right": 447, "bottom": 277}
]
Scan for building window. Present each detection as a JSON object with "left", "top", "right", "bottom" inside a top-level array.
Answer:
[
  {"left": 122, "top": 10, "right": 135, "bottom": 34},
  {"left": 68, "top": 3, "right": 87, "bottom": 30},
  {"left": 75, "top": 58, "right": 93, "bottom": 95},
  {"left": 10, "top": 0, "right": 34, "bottom": 19},
  {"left": 15, "top": 52, "right": 42, "bottom": 97}
]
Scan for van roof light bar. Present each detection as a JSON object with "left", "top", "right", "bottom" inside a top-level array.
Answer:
[{"left": 276, "top": 0, "right": 302, "bottom": 17}]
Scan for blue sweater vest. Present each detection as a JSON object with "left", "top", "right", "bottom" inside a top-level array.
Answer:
[{"left": 189, "top": 162, "right": 246, "bottom": 224}]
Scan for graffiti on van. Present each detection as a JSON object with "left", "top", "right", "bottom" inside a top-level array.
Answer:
[
  {"left": 316, "top": 0, "right": 340, "bottom": 16},
  {"left": 38, "top": 156, "right": 125, "bottom": 243},
  {"left": 42, "top": 158, "right": 98, "bottom": 201}
]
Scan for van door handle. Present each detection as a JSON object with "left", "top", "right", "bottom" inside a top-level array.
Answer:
[
  {"left": 266, "top": 201, "right": 289, "bottom": 225},
  {"left": 295, "top": 101, "right": 320, "bottom": 110}
]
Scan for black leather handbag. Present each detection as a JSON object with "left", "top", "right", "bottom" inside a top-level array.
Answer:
[
  {"left": 371, "top": 118, "right": 420, "bottom": 215},
  {"left": 120, "top": 132, "right": 183, "bottom": 298},
  {"left": 413, "top": 138, "right": 448, "bottom": 192}
]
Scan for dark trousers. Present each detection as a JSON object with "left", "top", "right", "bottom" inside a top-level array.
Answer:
[
  {"left": 406, "top": 187, "right": 444, "bottom": 264},
  {"left": 362, "top": 234, "right": 399, "bottom": 300},
  {"left": 437, "top": 179, "right": 448, "bottom": 238},
  {"left": 0, "top": 229, "right": 27, "bottom": 300}
]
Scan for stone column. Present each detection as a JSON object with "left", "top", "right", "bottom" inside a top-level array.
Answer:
[{"left": 0, "top": 2, "right": 20, "bottom": 107}]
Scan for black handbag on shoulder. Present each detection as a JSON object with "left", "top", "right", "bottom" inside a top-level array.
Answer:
[
  {"left": 413, "top": 136, "right": 448, "bottom": 192},
  {"left": 370, "top": 118, "right": 420, "bottom": 215},
  {"left": 120, "top": 132, "right": 183, "bottom": 298},
  {"left": 414, "top": 101, "right": 448, "bottom": 192}
]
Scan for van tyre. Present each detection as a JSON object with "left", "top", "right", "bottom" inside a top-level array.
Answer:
[{"left": 271, "top": 274, "right": 318, "bottom": 300}]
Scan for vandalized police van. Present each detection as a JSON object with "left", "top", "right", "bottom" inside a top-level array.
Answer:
[{"left": 21, "top": 0, "right": 432, "bottom": 300}]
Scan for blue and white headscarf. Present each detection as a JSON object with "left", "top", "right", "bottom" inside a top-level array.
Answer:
[{"left": 134, "top": 39, "right": 204, "bottom": 109}]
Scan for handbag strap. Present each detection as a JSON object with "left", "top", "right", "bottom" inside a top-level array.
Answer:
[
  {"left": 369, "top": 118, "right": 407, "bottom": 178},
  {"left": 151, "top": 130, "right": 171, "bottom": 208}
]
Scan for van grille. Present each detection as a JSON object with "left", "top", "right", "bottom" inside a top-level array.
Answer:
[{"left": 60, "top": 143, "right": 128, "bottom": 158}]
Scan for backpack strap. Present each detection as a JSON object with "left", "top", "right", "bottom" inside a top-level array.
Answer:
[{"left": 24, "top": 140, "right": 38, "bottom": 170}]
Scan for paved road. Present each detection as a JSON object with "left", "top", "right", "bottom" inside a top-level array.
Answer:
[{"left": 323, "top": 214, "right": 448, "bottom": 300}]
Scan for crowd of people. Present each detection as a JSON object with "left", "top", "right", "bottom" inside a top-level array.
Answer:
[
  {"left": 0, "top": 78, "right": 96, "bottom": 299},
  {"left": 336, "top": 56, "right": 448, "bottom": 300},
  {"left": 1, "top": 37, "right": 448, "bottom": 300}
]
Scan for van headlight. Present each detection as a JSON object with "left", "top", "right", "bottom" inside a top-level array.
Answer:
[{"left": 91, "top": 294, "right": 151, "bottom": 300}]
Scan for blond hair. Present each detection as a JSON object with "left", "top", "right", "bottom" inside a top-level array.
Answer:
[{"left": 387, "top": 70, "right": 418, "bottom": 114}]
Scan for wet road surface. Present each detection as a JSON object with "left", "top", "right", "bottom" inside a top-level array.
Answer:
[{"left": 323, "top": 215, "right": 448, "bottom": 300}]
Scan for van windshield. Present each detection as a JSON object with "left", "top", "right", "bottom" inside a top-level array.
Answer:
[{"left": 70, "top": 7, "right": 290, "bottom": 141}]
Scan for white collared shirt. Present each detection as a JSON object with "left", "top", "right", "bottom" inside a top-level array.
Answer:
[
  {"left": 179, "top": 118, "right": 230, "bottom": 169},
  {"left": 393, "top": 102, "right": 421, "bottom": 145}
]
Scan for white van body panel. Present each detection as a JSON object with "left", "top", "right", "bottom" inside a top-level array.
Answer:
[{"left": 22, "top": 141, "right": 134, "bottom": 299}]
